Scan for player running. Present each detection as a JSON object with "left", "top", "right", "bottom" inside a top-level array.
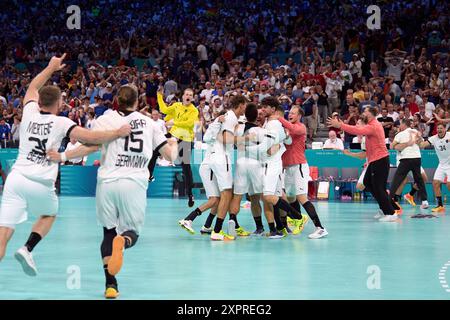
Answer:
[
  {"left": 0, "top": 54, "right": 131, "bottom": 277},
  {"left": 48, "top": 84, "right": 178, "bottom": 298}
]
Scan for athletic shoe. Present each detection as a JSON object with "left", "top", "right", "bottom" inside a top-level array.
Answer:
[
  {"left": 286, "top": 216, "right": 294, "bottom": 228},
  {"left": 404, "top": 194, "right": 416, "bottom": 206},
  {"left": 210, "top": 230, "right": 235, "bottom": 241},
  {"left": 379, "top": 214, "right": 399, "bottom": 222},
  {"left": 200, "top": 226, "right": 213, "bottom": 234},
  {"left": 108, "top": 235, "right": 125, "bottom": 276},
  {"left": 308, "top": 227, "right": 328, "bottom": 239},
  {"left": 291, "top": 215, "right": 309, "bottom": 235},
  {"left": 373, "top": 209, "right": 383, "bottom": 219},
  {"left": 104, "top": 284, "right": 119, "bottom": 299},
  {"left": 285, "top": 226, "right": 293, "bottom": 234},
  {"left": 148, "top": 175, "right": 155, "bottom": 183},
  {"left": 420, "top": 201, "right": 429, "bottom": 210},
  {"left": 251, "top": 228, "right": 265, "bottom": 237},
  {"left": 394, "top": 202, "right": 403, "bottom": 215},
  {"left": 281, "top": 228, "right": 290, "bottom": 236},
  {"left": 266, "top": 230, "right": 285, "bottom": 239},
  {"left": 227, "top": 220, "right": 236, "bottom": 237},
  {"left": 14, "top": 246, "right": 37, "bottom": 276},
  {"left": 235, "top": 226, "right": 251, "bottom": 237},
  {"left": 178, "top": 219, "right": 195, "bottom": 234},
  {"left": 188, "top": 195, "right": 195, "bottom": 208},
  {"left": 432, "top": 206, "right": 445, "bottom": 213}
]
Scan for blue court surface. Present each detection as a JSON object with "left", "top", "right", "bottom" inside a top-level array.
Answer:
[{"left": 1, "top": 197, "right": 449, "bottom": 300}]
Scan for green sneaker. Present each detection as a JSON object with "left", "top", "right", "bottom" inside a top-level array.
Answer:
[
  {"left": 291, "top": 215, "right": 309, "bottom": 235},
  {"left": 235, "top": 226, "right": 251, "bottom": 237}
]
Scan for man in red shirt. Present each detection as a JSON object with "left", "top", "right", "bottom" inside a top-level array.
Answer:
[
  {"left": 328, "top": 106, "right": 398, "bottom": 222},
  {"left": 277, "top": 106, "right": 328, "bottom": 238},
  {"left": 405, "top": 94, "right": 419, "bottom": 115}
]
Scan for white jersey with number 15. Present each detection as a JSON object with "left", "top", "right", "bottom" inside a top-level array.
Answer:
[{"left": 94, "top": 111, "right": 167, "bottom": 188}]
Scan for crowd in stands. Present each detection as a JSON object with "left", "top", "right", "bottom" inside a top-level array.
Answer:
[{"left": 0, "top": 0, "right": 448, "bottom": 153}]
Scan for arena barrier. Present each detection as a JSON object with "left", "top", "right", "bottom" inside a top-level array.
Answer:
[{"left": 0, "top": 149, "right": 443, "bottom": 199}]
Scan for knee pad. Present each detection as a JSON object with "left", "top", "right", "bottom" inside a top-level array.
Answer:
[
  {"left": 122, "top": 230, "right": 139, "bottom": 249},
  {"left": 101, "top": 227, "right": 117, "bottom": 258}
]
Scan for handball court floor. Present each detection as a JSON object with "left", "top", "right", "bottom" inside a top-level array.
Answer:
[{"left": 1, "top": 196, "right": 450, "bottom": 300}]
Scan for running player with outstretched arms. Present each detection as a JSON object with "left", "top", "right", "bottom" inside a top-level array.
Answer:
[
  {"left": 0, "top": 54, "right": 131, "bottom": 276},
  {"left": 48, "top": 84, "right": 178, "bottom": 298}
]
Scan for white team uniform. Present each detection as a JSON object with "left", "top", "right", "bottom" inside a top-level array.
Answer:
[
  {"left": 207, "top": 110, "right": 238, "bottom": 192},
  {"left": 428, "top": 132, "right": 450, "bottom": 182},
  {"left": 94, "top": 111, "right": 167, "bottom": 234},
  {"left": 394, "top": 128, "right": 425, "bottom": 176},
  {"left": 247, "top": 119, "right": 286, "bottom": 196},
  {"left": 199, "top": 119, "right": 221, "bottom": 198},
  {"left": 233, "top": 123, "right": 264, "bottom": 196},
  {"left": 0, "top": 101, "right": 76, "bottom": 227}
]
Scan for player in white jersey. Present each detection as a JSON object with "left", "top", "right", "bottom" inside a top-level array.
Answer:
[
  {"left": 178, "top": 113, "right": 226, "bottom": 234},
  {"left": 48, "top": 85, "right": 178, "bottom": 298},
  {"left": 418, "top": 123, "right": 450, "bottom": 213},
  {"left": 390, "top": 119, "right": 429, "bottom": 211},
  {"left": 0, "top": 54, "right": 131, "bottom": 277},
  {"left": 246, "top": 97, "right": 305, "bottom": 238},
  {"left": 209, "top": 95, "right": 253, "bottom": 241},
  {"left": 227, "top": 103, "right": 265, "bottom": 237}
]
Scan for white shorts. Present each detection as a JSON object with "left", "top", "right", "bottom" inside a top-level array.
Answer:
[
  {"left": 0, "top": 170, "right": 58, "bottom": 228},
  {"left": 96, "top": 179, "right": 147, "bottom": 235},
  {"left": 209, "top": 153, "right": 233, "bottom": 192},
  {"left": 358, "top": 167, "right": 367, "bottom": 186},
  {"left": 233, "top": 158, "right": 263, "bottom": 196},
  {"left": 434, "top": 164, "right": 450, "bottom": 182},
  {"left": 284, "top": 163, "right": 310, "bottom": 197},
  {"left": 262, "top": 160, "right": 283, "bottom": 196},
  {"left": 199, "top": 163, "right": 220, "bottom": 198}
]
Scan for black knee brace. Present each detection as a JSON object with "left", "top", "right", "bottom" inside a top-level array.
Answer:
[
  {"left": 122, "top": 230, "right": 139, "bottom": 249},
  {"left": 101, "top": 227, "right": 117, "bottom": 258}
]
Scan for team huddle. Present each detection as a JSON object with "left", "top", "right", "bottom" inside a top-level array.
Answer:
[
  {"left": 0, "top": 55, "right": 448, "bottom": 300},
  {"left": 178, "top": 95, "right": 327, "bottom": 241}
]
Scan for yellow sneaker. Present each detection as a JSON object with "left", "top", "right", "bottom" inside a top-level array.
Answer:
[
  {"left": 291, "top": 215, "right": 309, "bottom": 235},
  {"left": 104, "top": 285, "right": 119, "bottom": 299},
  {"left": 108, "top": 235, "right": 125, "bottom": 276},
  {"left": 235, "top": 227, "right": 251, "bottom": 237},
  {"left": 281, "top": 228, "right": 289, "bottom": 236},
  {"left": 431, "top": 206, "right": 445, "bottom": 213},
  {"left": 210, "top": 230, "right": 235, "bottom": 241},
  {"left": 403, "top": 194, "right": 416, "bottom": 206},
  {"left": 394, "top": 202, "right": 403, "bottom": 215},
  {"left": 287, "top": 216, "right": 294, "bottom": 228}
]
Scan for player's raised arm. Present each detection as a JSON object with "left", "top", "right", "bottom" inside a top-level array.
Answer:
[{"left": 24, "top": 54, "right": 67, "bottom": 106}]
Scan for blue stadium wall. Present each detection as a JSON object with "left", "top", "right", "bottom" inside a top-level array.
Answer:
[{"left": 0, "top": 149, "right": 442, "bottom": 199}]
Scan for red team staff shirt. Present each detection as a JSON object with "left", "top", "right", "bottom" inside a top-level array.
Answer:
[
  {"left": 340, "top": 118, "right": 389, "bottom": 164},
  {"left": 278, "top": 117, "right": 307, "bottom": 166}
]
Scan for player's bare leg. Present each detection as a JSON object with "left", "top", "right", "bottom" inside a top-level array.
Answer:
[
  {"left": 227, "top": 194, "right": 251, "bottom": 237},
  {"left": 179, "top": 197, "right": 219, "bottom": 234},
  {"left": 211, "top": 189, "right": 234, "bottom": 241},
  {"left": 249, "top": 194, "right": 264, "bottom": 235},
  {"left": 14, "top": 215, "right": 56, "bottom": 276},
  {"left": 0, "top": 226, "right": 14, "bottom": 261}
]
